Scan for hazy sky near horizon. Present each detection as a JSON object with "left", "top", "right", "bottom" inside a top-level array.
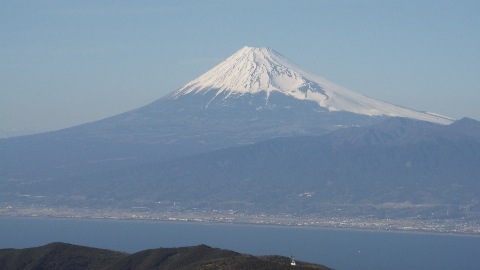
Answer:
[{"left": 1, "top": 0, "right": 479, "bottom": 135}]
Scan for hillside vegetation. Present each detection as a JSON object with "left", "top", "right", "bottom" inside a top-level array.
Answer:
[{"left": 0, "top": 243, "right": 331, "bottom": 270}]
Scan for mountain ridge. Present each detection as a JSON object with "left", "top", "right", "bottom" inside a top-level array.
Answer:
[
  {"left": 0, "top": 243, "right": 331, "bottom": 270},
  {"left": 3, "top": 117, "right": 479, "bottom": 223}
]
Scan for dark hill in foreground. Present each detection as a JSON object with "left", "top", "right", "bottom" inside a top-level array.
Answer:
[{"left": 0, "top": 242, "right": 331, "bottom": 270}]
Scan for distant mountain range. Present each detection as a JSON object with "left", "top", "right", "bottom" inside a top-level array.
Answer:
[
  {"left": 1, "top": 47, "right": 477, "bottom": 224},
  {"left": 0, "top": 242, "right": 331, "bottom": 270}
]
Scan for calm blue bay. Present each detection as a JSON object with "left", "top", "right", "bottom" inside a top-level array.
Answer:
[{"left": 1, "top": 217, "right": 479, "bottom": 270}]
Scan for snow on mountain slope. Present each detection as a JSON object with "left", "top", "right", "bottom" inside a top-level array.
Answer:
[{"left": 170, "top": 46, "right": 453, "bottom": 124}]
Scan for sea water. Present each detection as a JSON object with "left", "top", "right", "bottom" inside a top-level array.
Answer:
[{"left": 1, "top": 217, "right": 479, "bottom": 270}]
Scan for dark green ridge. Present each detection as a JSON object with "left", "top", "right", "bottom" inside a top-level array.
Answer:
[{"left": 0, "top": 242, "right": 332, "bottom": 270}]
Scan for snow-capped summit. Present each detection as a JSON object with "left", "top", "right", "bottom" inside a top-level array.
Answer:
[
  {"left": 170, "top": 46, "right": 453, "bottom": 124},
  {"left": 172, "top": 46, "right": 308, "bottom": 96}
]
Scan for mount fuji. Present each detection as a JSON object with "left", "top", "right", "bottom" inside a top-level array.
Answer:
[
  {"left": 49, "top": 46, "right": 452, "bottom": 156},
  {"left": 4, "top": 47, "right": 479, "bottom": 224},
  {"left": 1, "top": 46, "right": 455, "bottom": 181}
]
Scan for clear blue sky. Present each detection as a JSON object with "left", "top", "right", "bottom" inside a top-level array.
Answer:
[{"left": 1, "top": 0, "right": 479, "bottom": 135}]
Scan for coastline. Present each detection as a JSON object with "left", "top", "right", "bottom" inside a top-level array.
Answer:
[
  {"left": 3, "top": 208, "right": 480, "bottom": 270},
  {"left": 1, "top": 206, "right": 479, "bottom": 237}
]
